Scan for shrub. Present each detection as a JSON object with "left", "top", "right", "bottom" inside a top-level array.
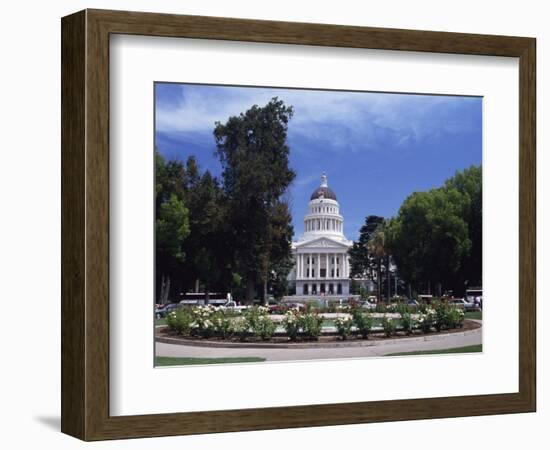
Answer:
[
  {"left": 254, "top": 316, "right": 277, "bottom": 341},
  {"left": 353, "top": 312, "right": 374, "bottom": 339},
  {"left": 304, "top": 300, "right": 319, "bottom": 313},
  {"left": 242, "top": 306, "right": 268, "bottom": 328},
  {"left": 381, "top": 315, "right": 396, "bottom": 337},
  {"left": 232, "top": 319, "right": 249, "bottom": 342},
  {"left": 400, "top": 312, "right": 415, "bottom": 335},
  {"left": 396, "top": 303, "right": 411, "bottom": 316},
  {"left": 375, "top": 303, "right": 387, "bottom": 313},
  {"left": 166, "top": 309, "right": 193, "bottom": 335},
  {"left": 445, "top": 308, "right": 465, "bottom": 329},
  {"left": 434, "top": 302, "right": 447, "bottom": 332},
  {"left": 211, "top": 311, "right": 233, "bottom": 339},
  {"left": 165, "top": 310, "right": 177, "bottom": 330},
  {"left": 282, "top": 310, "right": 301, "bottom": 341},
  {"left": 300, "top": 313, "right": 323, "bottom": 340},
  {"left": 191, "top": 305, "right": 216, "bottom": 337},
  {"left": 334, "top": 316, "right": 353, "bottom": 340},
  {"left": 327, "top": 301, "right": 341, "bottom": 313},
  {"left": 241, "top": 306, "right": 275, "bottom": 340},
  {"left": 417, "top": 308, "right": 436, "bottom": 333}
]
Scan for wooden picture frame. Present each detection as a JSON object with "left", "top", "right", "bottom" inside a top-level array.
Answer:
[{"left": 61, "top": 9, "right": 536, "bottom": 441}]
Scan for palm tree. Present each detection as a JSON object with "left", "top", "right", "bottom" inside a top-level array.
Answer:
[{"left": 367, "top": 222, "right": 390, "bottom": 302}]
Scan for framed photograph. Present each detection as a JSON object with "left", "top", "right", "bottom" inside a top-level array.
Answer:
[{"left": 61, "top": 9, "right": 536, "bottom": 441}]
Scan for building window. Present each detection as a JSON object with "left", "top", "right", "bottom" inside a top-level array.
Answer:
[
  {"left": 336, "top": 268, "right": 339, "bottom": 277},
  {"left": 337, "top": 283, "right": 342, "bottom": 294},
  {"left": 312, "top": 270, "right": 315, "bottom": 278},
  {"left": 331, "top": 269, "right": 334, "bottom": 277},
  {"left": 304, "top": 283, "right": 308, "bottom": 295}
]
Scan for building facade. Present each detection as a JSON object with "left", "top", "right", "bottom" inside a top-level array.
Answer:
[{"left": 289, "top": 174, "right": 353, "bottom": 297}]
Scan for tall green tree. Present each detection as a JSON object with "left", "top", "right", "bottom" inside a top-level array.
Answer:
[
  {"left": 182, "top": 167, "right": 227, "bottom": 304},
  {"left": 386, "top": 166, "right": 480, "bottom": 296},
  {"left": 348, "top": 215, "right": 385, "bottom": 279},
  {"left": 214, "top": 98, "right": 296, "bottom": 303},
  {"left": 263, "top": 200, "right": 295, "bottom": 302},
  {"left": 444, "top": 165, "right": 482, "bottom": 287},
  {"left": 155, "top": 150, "right": 190, "bottom": 303}
]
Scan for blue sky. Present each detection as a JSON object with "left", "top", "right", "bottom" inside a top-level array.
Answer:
[{"left": 155, "top": 83, "right": 482, "bottom": 241}]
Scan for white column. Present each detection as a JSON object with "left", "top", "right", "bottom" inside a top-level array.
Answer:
[
  {"left": 297, "top": 254, "right": 301, "bottom": 279},
  {"left": 342, "top": 254, "right": 345, "bottom": 278},
  {"left": 317, "top": 253, "right": 320, "bottom": 279},
  {"left": 344, "top": 255, "right": 348, "bottom": 278}
]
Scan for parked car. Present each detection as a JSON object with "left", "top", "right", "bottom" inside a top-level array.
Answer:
[
  {"left": 450, "top": 298, "right": 478, "bottom": 311},
  {"left": 268, "top": 304, "right": 289, "bottom": 315},
  {"left": 283, "top": 302, "right": 306, "bottom": 312},
  {"left": 155, "top": 302, "right": 180, "bottom": 318},
  {"left": 154, "top": 305, "right": 166, "bottom": 319},
  {"left": 360, "top": 300, "right": 377, "bottom": 310},
  {"left": 406, "top": 299, "right": 420, "bottom": 307},
  {"left": 218, "top": 300, "right": 249, "bottom": 314}
]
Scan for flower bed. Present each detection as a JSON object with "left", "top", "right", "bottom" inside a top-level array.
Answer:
[{"left": 163, "top": 303, "right": 467, "bottom": 343}]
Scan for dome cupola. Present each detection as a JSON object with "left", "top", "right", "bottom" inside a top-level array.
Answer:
[{"left": 310, "top": 173, "right": 337, "bottom": 200}]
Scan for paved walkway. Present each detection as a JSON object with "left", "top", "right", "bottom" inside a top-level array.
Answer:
[{"left": 156, "top": 323, "right": 482, "bottom": 361}]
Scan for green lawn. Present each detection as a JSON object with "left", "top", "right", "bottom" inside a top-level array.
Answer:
[
  {"left": 465, "top": 311, "right": 482, "bottom": 320},
  {"left": 155, "top": 318, "right": 167, "bottom": 326},
  {"left": 155, "top": 356, "right": 266, "bottom": 366},
  {"left": 386, "top": 344, "right": 482, "bottom": 356}
]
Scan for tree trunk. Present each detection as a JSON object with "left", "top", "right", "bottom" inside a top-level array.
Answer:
[
  {"left": 376, "top": 261, "right": 381, "bottom": 302},
  {"left": 387, "top": 258, "right": 391, "bottom": 302},
  {"left": 204, "top": 286, "right": 210, "bottom": 305},
  {"left": 262, "top": 275, "right": 268, "bottom": 305},
  {"left": 158, "top": 275, "right": 165, "bottom": 304},
  {"left": 160, "top": 275, "right": 171, "bottom": 304},
  {"left": 245, "top": 277, "right": 255, "bottom": 304}
]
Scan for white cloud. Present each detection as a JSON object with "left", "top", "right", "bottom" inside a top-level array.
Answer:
[{"left": 156, "top": 84, "right": 480, "bottom": 151}]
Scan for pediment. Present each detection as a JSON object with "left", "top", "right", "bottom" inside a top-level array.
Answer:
[{"left": 295, "top": 237, "right": 350, "bottom": 249}]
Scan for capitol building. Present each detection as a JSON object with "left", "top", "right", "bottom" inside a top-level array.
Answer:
[{"left": 289, "top": 173, "right": 353, "bottom": 297}]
